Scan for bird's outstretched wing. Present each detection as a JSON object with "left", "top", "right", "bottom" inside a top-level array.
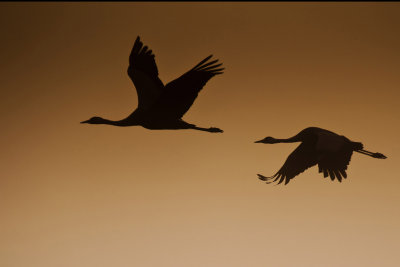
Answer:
[
  {"left": 317, "top": 148, "right": 353, "bottom": 182},
  {"left": 157, "top": 55, "right": 224, "bottom": 118},
  {"left": 127, "top": 36, "right": 165, "bottom": 110},
  {"left": 259, "top": 143, "right": 318, "bottom": 185}
]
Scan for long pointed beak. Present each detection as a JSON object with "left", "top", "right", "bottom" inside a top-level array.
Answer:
[
  {"left": 255, "top": 139, "right": 264, "bottom": 143},
  {"left": 80, "top": 120, "right": 90, "bottom": 124}
]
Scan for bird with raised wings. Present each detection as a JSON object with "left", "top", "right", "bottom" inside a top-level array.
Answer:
[
  {"left": 81, "top": 36, "right": 224, "bottom": 133},
  {"left": 255, "top": 127, "right": 387, "bottom": 185}
]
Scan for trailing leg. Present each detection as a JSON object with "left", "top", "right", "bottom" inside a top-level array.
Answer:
[
  {"left": 189, "top": 125, "right": 223, "bottom": 133},
  {"left": 355, "top": 149, "right": 387, "bottom": 159}
]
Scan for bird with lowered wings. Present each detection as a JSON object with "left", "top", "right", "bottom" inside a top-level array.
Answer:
[{"left": 255, "top": 127, "right": 387, "bottom": 185}]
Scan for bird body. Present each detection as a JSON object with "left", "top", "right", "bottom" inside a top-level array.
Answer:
[
  {"left": 81, "top": 36, "right": 224, "bottom": 133},
  {"left": 255, "top": 127, "right": 386, "bottom": 185}
]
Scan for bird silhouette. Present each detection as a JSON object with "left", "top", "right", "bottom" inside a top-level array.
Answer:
[
  {"left": 255, "top": 127, "right": 387, "bottom": 185},
  {"left": 81, "top": 36, "right": 224, "bottom": 133}
]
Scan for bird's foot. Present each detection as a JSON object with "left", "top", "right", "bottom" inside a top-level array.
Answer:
[
  {"left": 208, "top": 127, "right": 224, "bottom": 133},
  {"left": 373, "top": 152, "right": 387, "bottom": 159}
]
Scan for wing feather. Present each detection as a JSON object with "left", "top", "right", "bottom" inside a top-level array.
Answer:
[
  {"left": 262, "top": 142, "right": 318, "bottom": 185},
  {"left": 157, "top": 55, "right": 224, "bottom": 118},
  {"left": 318, "top": 147, "right": 353, "bottom": 182},
  {"left": 127, "top": 36, "right": 164, "bottom": 110}
]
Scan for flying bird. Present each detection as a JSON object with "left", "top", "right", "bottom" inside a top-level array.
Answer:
[
  {"left": 255, "top": 127, "right": 387, "bottom": 185},
  {"left": 81, "top": 36, "right": 224, "bottom": 133}
]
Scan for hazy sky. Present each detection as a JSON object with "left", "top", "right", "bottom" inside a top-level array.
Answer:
[{"left": 1, "top": 3, "right": 399, "bottom": 267}]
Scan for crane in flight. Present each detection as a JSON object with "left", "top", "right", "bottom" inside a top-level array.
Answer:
[
  {"left": 255, "top": 127, "right": 387, "bottom": 185},
  {"left": 81, "top": 36, "right": 224, "bottom": 133}
]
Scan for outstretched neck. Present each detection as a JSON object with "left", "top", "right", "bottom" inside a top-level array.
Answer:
[
  {"left": 273, "top": 135, "right": 302, "bottom": 143},
  {"left": 97, "top": 118, "right": 135, "bottom": 127}
]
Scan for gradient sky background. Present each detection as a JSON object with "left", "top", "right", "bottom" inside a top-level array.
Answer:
[{"left": 1, "top": 2, "right": 399, "bottom": 267}]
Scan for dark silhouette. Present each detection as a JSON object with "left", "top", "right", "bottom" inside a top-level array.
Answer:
[
  {"left": 255, "top": 127, "right": 387, "bottom": 185},
  {"left": 81, "top": 36, "right": 224, "bottom": 133}
]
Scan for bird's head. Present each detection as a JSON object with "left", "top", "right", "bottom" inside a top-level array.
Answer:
[
  {"left": 80, "top": 116, "right": 104, "bottom": 124},
  {"left": 255, "top": 136, "right": 277, "bottom": 144}
]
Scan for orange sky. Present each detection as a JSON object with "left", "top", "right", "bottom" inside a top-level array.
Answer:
[{"left": 1, "top": 3, "right": 399, "bottom": 267}]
